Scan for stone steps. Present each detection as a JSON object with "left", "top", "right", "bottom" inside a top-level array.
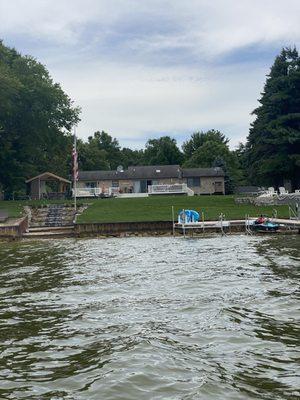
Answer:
[{"left": 30, "top": 205, "right": 76, "bottom": 227}]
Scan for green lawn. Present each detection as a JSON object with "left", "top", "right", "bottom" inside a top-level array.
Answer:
[
  {"left": 0, "top": 199, "right": 81, "bottom": 219},
  {"left": 76, "top": 195, "right": 290, "bottom": 223},
  {"left": 0, "top": 201, "right": 24, "bottom": 219},
  {"left": 0, "top": 196, "right": 291, "bottom": 224}
]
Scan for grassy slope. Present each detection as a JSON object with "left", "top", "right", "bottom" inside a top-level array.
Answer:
[
  {"left": 0, "top": 199, "right": 79, "bottom": 219},
  {"left": 1, "top": 196, "right": 290, "bottom": 223},
  {"left": 76, "top": 195, "right": 290, "bottom": 223},
  {"left": 0, "top": 201, "right": 24, "bottom": 218}
]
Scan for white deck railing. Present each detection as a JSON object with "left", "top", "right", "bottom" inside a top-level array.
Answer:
[
  {"left": 109, "top": 187, "right": 120, "bottom": 196},
  {"left": 148, "top": 183, "right": 193, "bottom": 195},
  {"left": 73, "top": 187, "right": 121, "bottom": 197},
  {"left": 73, "top": 187, "right": 102, "bottom": 197}
]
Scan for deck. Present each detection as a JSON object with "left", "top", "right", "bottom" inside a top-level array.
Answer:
[{"left": 174, "top": 218, "right": 300, "bottom": 236}]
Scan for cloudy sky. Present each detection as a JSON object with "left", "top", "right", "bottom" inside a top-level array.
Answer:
[{"left": 1, "top": 0, "right": 299, "bottom": 149}]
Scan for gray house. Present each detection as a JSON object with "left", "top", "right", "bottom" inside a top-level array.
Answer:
[{"left": 76, "top": 165, "right": 225, "bottom": 195}]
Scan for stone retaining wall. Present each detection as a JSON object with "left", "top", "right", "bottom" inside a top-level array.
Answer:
[
  {"left": 74, "top": 221, "right": 249, "bottom": 237},
  {"left": 0, "top": 215, "right": 29, "bottom": 238},
  {"left": 235, "top": 194, "right": 300, "bottom": 206},
  {"left": 75, "top": 221, "right": 173, "bottom": 237}
]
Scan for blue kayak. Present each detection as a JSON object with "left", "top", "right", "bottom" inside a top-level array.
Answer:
[{"left": 178, "top": 209, "right": 200, "bottom": 223}]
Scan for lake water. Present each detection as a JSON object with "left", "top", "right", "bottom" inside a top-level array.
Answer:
[{"left": 0, "top": 235, "right": 299, "bottom": 400}]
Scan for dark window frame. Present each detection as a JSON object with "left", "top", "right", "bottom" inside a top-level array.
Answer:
[
  {"left": 187, "top": 177, "right": 201, "bottom": 187},
  {"left": 85, "top": 182, "right": 96, "bottom": 188}
]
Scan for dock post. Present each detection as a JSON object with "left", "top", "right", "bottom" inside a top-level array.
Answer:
[
  {"left": 245, "top": 214, "right": 253, "bottom": 235},
  {"left": 221, "top": 213, "right": 224, "bottom": 236},
  {"left": 172, "top": 206, "right": 175, "bottom": 237},
  {"left": 219, "top": 213, "right": 225, "bottom": 236}
]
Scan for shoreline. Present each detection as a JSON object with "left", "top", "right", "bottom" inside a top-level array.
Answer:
[
  {"left": 1, "top": 228, "right": 299, "bottom": 242},
  {"left": 0, "top": 217, "right": 299, "bottom": 240}
]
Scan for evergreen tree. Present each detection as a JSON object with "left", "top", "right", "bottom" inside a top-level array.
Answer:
[
  {"left": 212, "top": 156, "right": 235, "bottom": 194},
  {"left": 246, "top": 47, "right": 300, "bottom": 188}
]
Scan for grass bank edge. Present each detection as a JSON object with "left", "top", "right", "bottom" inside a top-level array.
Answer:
[{"left": 0, "top": 197, "right": 290, "bottom": 223}]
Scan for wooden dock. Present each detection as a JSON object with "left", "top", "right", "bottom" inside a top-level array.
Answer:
[
  {"left": 271, "top": 218, "right": 300, "bottom": 227},
  {"left": 174, "top": 218, "right": 300, "bottom": 236}
]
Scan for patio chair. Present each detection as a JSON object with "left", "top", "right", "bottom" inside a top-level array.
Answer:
[
  {"left": 266, "top": 187, "right": 277, "bottom": 196},
  {"left": 279, "top": 187, "right": 288, "bottom": 195}
]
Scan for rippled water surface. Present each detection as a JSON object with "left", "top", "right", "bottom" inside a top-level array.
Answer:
[{"left": 0, "top": 235, "right": 299, "bottom": 400}]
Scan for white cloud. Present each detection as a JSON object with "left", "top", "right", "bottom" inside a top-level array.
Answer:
[
  {"left": 1, "top": 0, "right": 299, "bottom": 55},
  {"left": 51, "top": 60, "right": 265, "bottom": 148},
  {"left": 0, "top": 0, "right": 299, "bottom": 148}
]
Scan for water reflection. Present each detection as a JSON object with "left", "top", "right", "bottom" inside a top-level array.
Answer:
[{"left": 0, "top": 235, "right": 299, "bottom": 399}]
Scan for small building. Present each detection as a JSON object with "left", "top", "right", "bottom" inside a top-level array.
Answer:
[
  {"left": 76, "top": 165, "right": 225, "bottom": 196},
  {"left": 26, "top": 172, "right": 71, "bottom": 200}
]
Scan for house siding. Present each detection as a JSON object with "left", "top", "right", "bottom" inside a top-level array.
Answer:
[
  {"left": 183, "top": 177, "right": 225, "bottom": 194},
  {"left": 77, "top": 166, "right": 225, "bottom": 194}
]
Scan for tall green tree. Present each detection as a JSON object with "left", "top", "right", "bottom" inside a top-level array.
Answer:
[
  {"left": 246, "top": 47, "right": 300, "bottom": 188},
  {"left": 120, "top": 147, "right": 145, "bottom": 168},
  {"left": 144, "top": 136, "right": 183, "bottom": 165},
  {"left": 182, "top": 129, "right": 229, "bottom": 159},
  {"left": 182, "top": 130, "right": 242, "bottom": 193},
  {"left": 86, "top": 131, "right": 121, "bottom": 169},
  {"left": 0, "top": 41, "right": 80, "bottom": 195},
  {"left": 77, "top": 138, "right": 110, "bottom": 171},
  {"left": 233, "top": 142, "right": 249, "bottom": 185}
]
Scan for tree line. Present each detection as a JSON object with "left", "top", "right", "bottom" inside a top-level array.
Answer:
[{"left": 0, "top": 40, "right": 299, "bottom": 197}]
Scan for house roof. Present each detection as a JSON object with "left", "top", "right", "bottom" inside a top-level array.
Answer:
[
  {"left": 127, "top": 165, "right": 181, "bottom": 179},
  {"left": 182, "top": 167, "right": 225, "bottom": 177},
  {"left": 77, "top": 170, "right": 125, "bottom": 181},
  {"left": 78, "top": 165, "right": 224, "bottom": 181},
  {"left": 25, "top": 172, "right": 71, "bottom": 184},
  {"left": 78, "top": 165, "right": 181, "bottom": 180}
]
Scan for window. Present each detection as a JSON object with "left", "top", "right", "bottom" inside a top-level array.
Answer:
[
  {"left": 112, "top": 180, "right": 119, "bottom": 187},
  {"left": 85, "top": 182, "right": 96, "bottom": 188},
  {"left": 187, "top": 177, "right": 200, "bottom": 187}
]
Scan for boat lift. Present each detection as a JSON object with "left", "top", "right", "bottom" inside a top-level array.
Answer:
[{"left": 172, "top": 207, "right": 232, "bottom": 237}]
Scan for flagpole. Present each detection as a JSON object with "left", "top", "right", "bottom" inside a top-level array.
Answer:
[{"left": 73, "top": 128, "right": 77, "bottom": 212}]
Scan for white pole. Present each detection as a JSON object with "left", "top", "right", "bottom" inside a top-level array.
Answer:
[
  {"left": 172, "top": 206, "right": 175, "bottom": 237},
  {"left": 73, "top": 128, "right": 77, "bottom": 211}
]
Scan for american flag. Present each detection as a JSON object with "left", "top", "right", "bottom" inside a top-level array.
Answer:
[{"left": 72, "top": 134, "right": 78, "bottom": 182}]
